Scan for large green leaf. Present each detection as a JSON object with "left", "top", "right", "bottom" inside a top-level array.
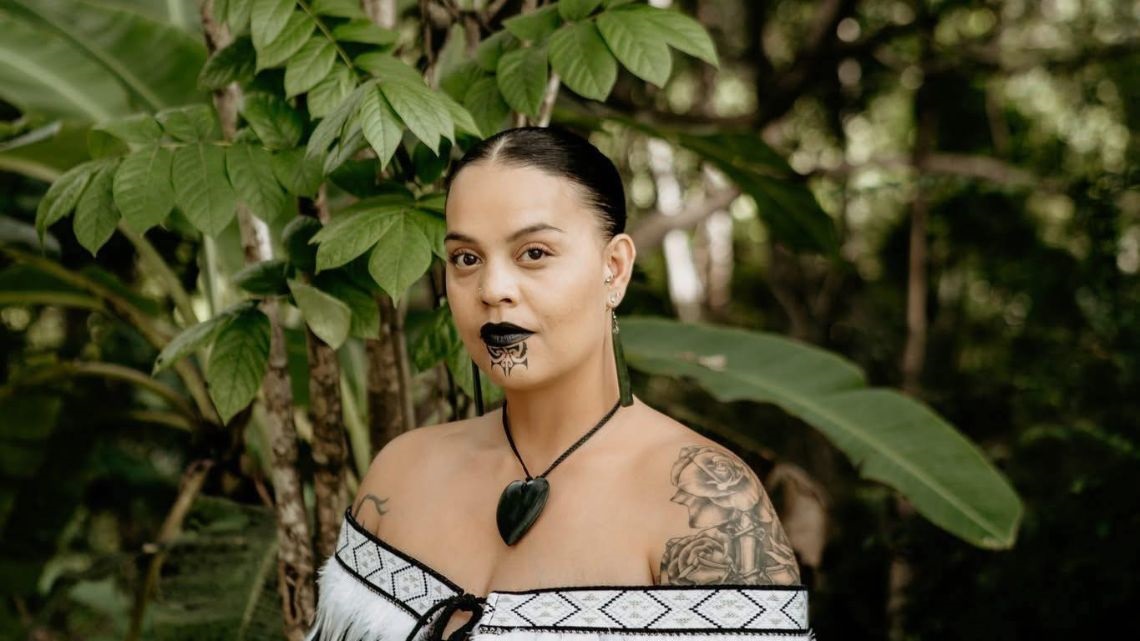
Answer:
[
  {"left": 596, "top": 8, "right": 672, "bottom": 87},
  {"left": 367, "top": 213, "right": 433, "bottom": 304},
  {"left": 613, "top": 3, "right": 718, "bottom": 67},
  {"left": 207, "top": 307, "right": 271, "bottom": 422},
  {"left": 73, "top": 160, "right": 120, "bottom": 255},
  {"left": 227, "top": 143, "right": 289, "bottom": 223},
  {"left": 240, "top": 92, "right": 303, "bottom": 149},
  {"left": 548, "top": 21, "right": 617, "bottom": 101},
  {"left": 357, "top": 54, "right": 453, "bottom": 154},
  {"left": 198, "top": 36, "right": 256, "bottom": 91},
  {"left": 1, "top": 0, "right": 206, "bottom": 114},
  {"left": 250, "top": 0, "right": 295, "bottom": 53},
  {"left": 559, "top": 0, "right": 603, "bottom": 21},
  {"left": 310, "top": 201, "right": 406, "bottom": 271},
  {"left": 357, "top": 84, "right": 404, "bottom": 171},
  {"left": 254, "top": 9, "right": 314, "bottom": 71},
  {"left": 272, "top": 148, "right": 323, "bottom": 197},
  {"left": 621, "top": 316, "right": 1024, "bottom": 549},
  {"left": 503, "top": 4, "right": 563, "bottom": 42},
  {"left": 0, "top": 16, "right": 128, "bottom": 121},
  {"left": 313, "top": 271, "right": 379, "bottom": 339},
  {"left": 285, "top": 37, "right": 336, "bottom": 97},
  {"left": 497, "top": 46, "right": 549, "bottom": 118},
  {"left": 462, "top": 76, "right": 510, "bottom": 140},
  {"left": 153, "top": 302, "right": 253, "bottom": 374},
  {"left": 308, "top": 63, "right": 356, "bottom": 119},
  {"left": 35, "top": 159, "right": 98, "bottom": 241},
  {"left": 113, "top": 145, "right": 174, "bottom": 232},
  {"left": 172, "top": 142, "right": 237, "bottom": 235},
  {"left": 288, "top": 279, "right": 351, "bottom": 349}
]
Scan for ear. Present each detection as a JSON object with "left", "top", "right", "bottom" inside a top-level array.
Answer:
[{"left": 603, "top": 233, "right": 636, "bottom": 303}]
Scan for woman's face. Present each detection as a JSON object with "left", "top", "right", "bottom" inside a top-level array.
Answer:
[{"left": 444, "top": 161, "right": 624, "bottom": 390}]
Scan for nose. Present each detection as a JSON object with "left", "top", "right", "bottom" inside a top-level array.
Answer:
[{"left": 478, "top": 259, "right": 517, "bottom": 307}]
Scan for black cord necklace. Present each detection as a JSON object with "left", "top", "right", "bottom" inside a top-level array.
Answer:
[{"left": 496, "top": 398, "right": 623, "bottom": 545}]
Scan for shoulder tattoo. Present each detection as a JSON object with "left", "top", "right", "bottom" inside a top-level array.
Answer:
[
  {"left": 658, "top": 445, "right": 801, "bottom": 585},
  {"left": 353, "top": 493, "right": 390, "bottom": 521}
]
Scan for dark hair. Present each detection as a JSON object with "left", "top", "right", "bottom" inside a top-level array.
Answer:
[{"left": 444, "top": 126, "right": 627, "bottom": 239}]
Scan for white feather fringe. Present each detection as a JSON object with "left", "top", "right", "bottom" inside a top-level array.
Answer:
[{"left": 306, "top": 556, "right": 418, "bottom": 641}]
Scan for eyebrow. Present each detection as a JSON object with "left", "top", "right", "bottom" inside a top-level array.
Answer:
[{"left": 444, "top": 222, "right": 565, "bottom": 245}]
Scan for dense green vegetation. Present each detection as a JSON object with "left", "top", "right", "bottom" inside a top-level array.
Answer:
[{"left": 0, "top": 0, "right": 1135, "bottom": 640}]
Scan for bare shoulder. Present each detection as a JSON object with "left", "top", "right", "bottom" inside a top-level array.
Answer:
[
  {"left": 631, "top": 409, "right": 802, "bottom": 586},
  {"left": 350, "top": 417, "right": 474, "bottom": 534}
]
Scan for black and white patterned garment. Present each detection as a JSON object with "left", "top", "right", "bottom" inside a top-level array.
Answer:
[{"left": 306, "top": 510, "right": 816, "bottom": 641}]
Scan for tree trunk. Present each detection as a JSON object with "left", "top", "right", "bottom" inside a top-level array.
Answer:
[{"left": 199, "top": 3, "right": 315, "bottom": 638}]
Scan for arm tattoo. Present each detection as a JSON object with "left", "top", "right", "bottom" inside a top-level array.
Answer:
[
  {"left": 658, "top": 445, "right": 801, "bottom": 585},
  {"left": 353, "top": 493, "right": 390, "bottom": 520}
]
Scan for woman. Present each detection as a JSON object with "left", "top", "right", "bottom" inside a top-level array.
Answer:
[{"left": 306, "top": 127, "right": 814, "bottom": 641}]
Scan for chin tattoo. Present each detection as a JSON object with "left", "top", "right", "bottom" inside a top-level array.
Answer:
[{"left": 486, "top": 340, "right": 529, "bottom": 376}]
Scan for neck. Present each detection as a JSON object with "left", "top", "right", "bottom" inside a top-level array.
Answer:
[{"left": 497, "top": 332, "right": 626, "bottom": 476}]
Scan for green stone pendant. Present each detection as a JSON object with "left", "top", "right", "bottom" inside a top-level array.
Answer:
[{"left": 496, "top": 477, "right": 549, "bottom": 546}]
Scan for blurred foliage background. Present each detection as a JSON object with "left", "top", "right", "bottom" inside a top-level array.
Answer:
[{"left": 1, "top": 0, "right": 1137, "bottom": 640}]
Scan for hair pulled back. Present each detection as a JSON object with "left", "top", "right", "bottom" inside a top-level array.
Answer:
[{"left": 444, "top": 126, "right": 627, "bottom": 240}]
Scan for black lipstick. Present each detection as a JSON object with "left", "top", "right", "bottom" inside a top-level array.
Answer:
[{"left": 480, "top": 322, "right": 534, "bottom": 348}]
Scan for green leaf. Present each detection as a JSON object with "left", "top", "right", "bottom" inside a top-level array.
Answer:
[
  {"left": 548, "top": 22, "right": 617, "bottom": 101},
  {"left": 409, "top": 207, "right": 447, "bottom": 260},
  {"left": 227, "top": 144, "right": 289, "bottom": 222},
  {"left": 73, "top": 161, "right": 120, "bottom": 256},
  {"left": 439, "top": 60, "right": 482, "bottom": 103},
  {"left": 250, "top": 0, "right": 295, "bottom": 52},
  {"left": 255, "top": 10, "right": 314, "bottom": 71},
  {"left": 217, "top": 0, "right": 253, "bottom": 34},
  {"left": 617, "top": 4, "right": 718, "bottom": 67},
  {"left": 310, "top": 203, "right": 405, "bottom": 271},
  {"left": 559, "top": 0, "right": 603, "bottom": 21},
  {"left": 0, "top": 1, "right": 206, "bottom": 118},
  {"left": 113, "top": 145, "right": 174, "bottom": 231},
  {"left": 313, "top": 271, "right": 379, "bottom": 339},
  {"left": 621, "top": 316, "right": 1023, "bottom": 549},
  {"left": 288, "top": 279, "right": 351, "bottom": 349},
  {"left": 503, "top": 4, "right": 563, "bottom": 42},
  {"left": 358, "top": 86, "right": 404, "bottom": 171},
  {"left": 272, "top": 148, "right": 323, "bottom": 197},
  {"left": 497, "top": 46, "right": 549, "bottom": 118},
  {"left": 157, "top": 105, "right": 219, "bottom": 142},
  {"left": 596, "top": 9, "right": 672, "bottom": 87},
  {"left": 311, "top": 0, "right": 367, "bottom": 19},
  {"left": 367, "top": 213, "right": 432, "bottom": 304},
  {"left": 86, "top": 128, "right": 130, "bottom": 159},
  {"left": 308, "top": 63, "right": 356, "bottom": 119},
  {"left": 379, "top": 80, "right": 449, "bottom": 153},
  {"left": 207, "top": 308, "right": 271, "bottom": 423},
  {"left": 93, "top": 114, "right": 164, "bottom": 145},
  {"left": 0, "top": 14, "right": 128, "bottom": 121},
  {"left": 332, "top": 20, "right": 398, "bottom": 45},
  {"left": 436, "top": 92, "right": 483, "bottom": 138},
  {"left": 153, "top": 304, "right": 251, "bottom": 374},
  {"left": 234, "top": 259, "right": 290, "bottom": 296},
  {"left": 172, "top": 142, "right": 237, "bottom": 235},
  {"left": 241, "top": 92, "right": 303, "bottom": 149},
  {"left": 306, "top": 82, "right": 369, "bottom": 160},
  {"left": 462, "top": 76, "right": 510, "bottom": 139},
  {"left": 282, "top": 216, "right": 323, "bottom": 272},
  {"left": 323, "top": 123, "right": 367, "bottom": 174},
  {"left": 474, "top": 30, "right": 519, "bottom": 72},
  {"left": 35, "top": 161, "right": 96, "bottom": 241},
  {"left": 285, "top": 37, "right": 337, "bottom": 97},
  {"left": 199, "top": 36, "right": 256, "bottom": 90}
]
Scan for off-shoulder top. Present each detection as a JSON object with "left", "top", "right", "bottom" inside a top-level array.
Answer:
[{"left": 305, "top": 510, "right": 815, "bottom": 641}]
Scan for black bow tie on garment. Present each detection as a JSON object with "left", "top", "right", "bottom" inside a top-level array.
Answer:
[{"left": 404, "top": 592, "right": 487, "bottom": 641}]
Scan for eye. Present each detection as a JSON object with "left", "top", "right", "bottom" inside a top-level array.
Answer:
[
  {"left": 448, "top": 250, "right": 479, "bottom": 268},
  {"left": 520, "top": 245, "right": 551, "bottom": 262}
]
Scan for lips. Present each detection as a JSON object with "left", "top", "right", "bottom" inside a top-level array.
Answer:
[{"left": 480, "top": 322, "right": 535, "bottom": 348}]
